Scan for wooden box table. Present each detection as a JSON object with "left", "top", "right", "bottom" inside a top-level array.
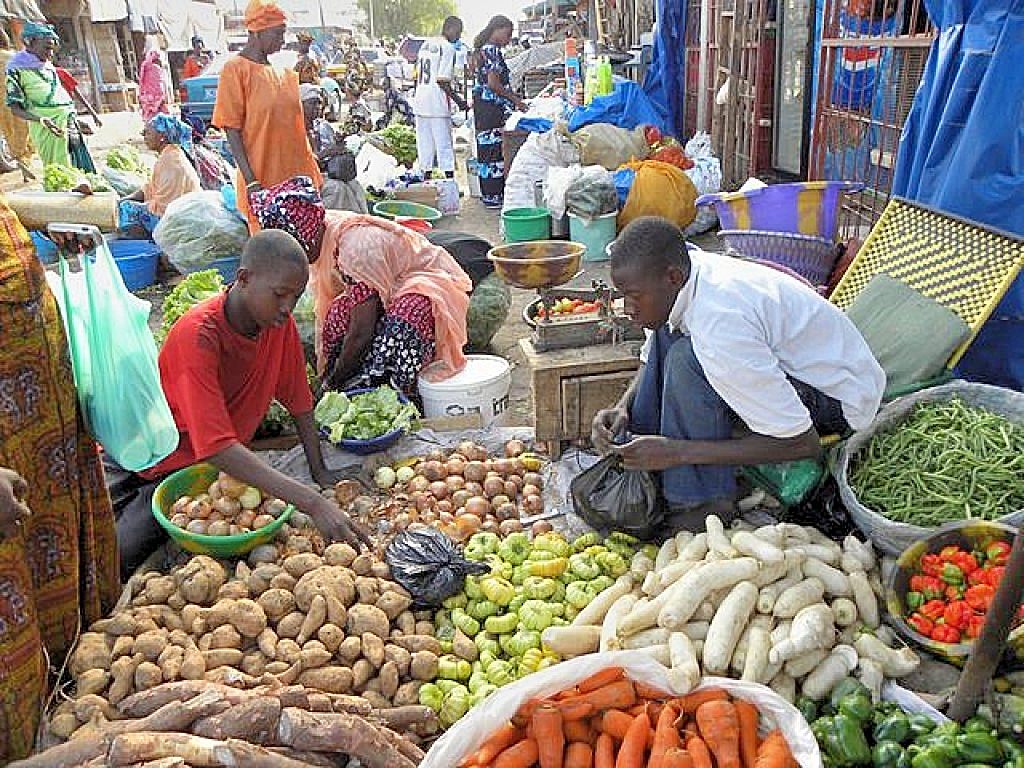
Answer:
[{"left": 519, "top": 338, "right": 643, "bottom": 457}]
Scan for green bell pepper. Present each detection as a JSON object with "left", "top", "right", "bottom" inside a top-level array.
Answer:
[
  {"left": 830, "top": 677, "right": 872, "bottom": 712},
  {"left": 826, "top": 714, "right": 873, "bottom": 767},
  {"left": 906, "top": 591, "right": 925, "bottom": 611},
  {"left": 908, "top": 714, "right": 937, "bottom": 738},
  {"left": 910, "top": 738, "right": 959, "bottom": 768},
  {"left": 480, "top": 576, "right": 516, "bottom": 606},
  {"left": 839, "top": 693, "right": 874, "bottom": 724},
  {"left": 873, "top": 741, "right": 907, "bottom": 768},
  {"left": 498, "top": 532, "right": 531, "bottom": 565},
  {"left": 874, "top": 713, "right": 912, "bottom": 745},
  {"left": 965, "top": 716, "right": 996, "bottom": 734},
  {"left": 957, "top": 732, "right": 1004, "bottom": 764},
  {"left": 1000, "top": 738, "right": 1024, "bottom": 761},
  {"left": 796, "top": 696, "right": 818, "bottom": 724}
]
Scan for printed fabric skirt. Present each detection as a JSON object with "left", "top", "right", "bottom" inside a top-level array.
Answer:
[
  {"left": 473, "top": 98, "right": 508, "bottom": 207},
  {"left": 117, "top": 199, "right": 161, "bottom": 234},
  {"left": 321, "top": 281, "right": 436, "bottom": 399}
]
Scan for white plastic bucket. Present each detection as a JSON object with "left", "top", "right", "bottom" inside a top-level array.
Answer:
[{"left": 418, "top": 354, "right": 512, "bottom": 425}]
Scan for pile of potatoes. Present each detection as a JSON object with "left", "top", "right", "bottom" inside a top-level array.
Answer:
[
  {"left": 167, "top": 472, "right": 288, "bottom": 537},
  {"left": 58, "top": 540, "right": 442, "bottom": 742}
]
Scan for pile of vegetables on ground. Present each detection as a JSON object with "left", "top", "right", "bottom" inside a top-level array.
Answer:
[
  {"left": 105, "top": 144, "right": 149, "bottom": 176},
  {"left": 158, "top": 269, "right": 225, "bottom": 342},
  {"left": 369, "top": 123, "right": 418, "bottom": 168},
  {"left": 42, "top": 163, "right": 111, "bottom": 193},
  {"left": 166, "top": 472, "right": 289, "bottom": 536},
  {"left": 457, "top": 670, "right": 797, "bottom": 768},
  {"left": 849, "top": 399, "right": 1024, "bottom": 525},
  {"left": 420, "top": 530, "right": 643, "bottom": 727},
  {"left": 315, "top": 387, "right": 420, "bottom": 443}
]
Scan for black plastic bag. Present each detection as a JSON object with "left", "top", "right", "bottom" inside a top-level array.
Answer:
[
  {"left": 780, "top": 475, "right": 854, "bottom": 539},
  {"left": 385, "top": 528, "right": 490, "bottom": 609},
  {"left": 570, "top": 455, "right": 665, "bottom": 540}
]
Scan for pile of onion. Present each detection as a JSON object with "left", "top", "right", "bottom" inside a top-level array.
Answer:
[
  {"left": 365, "top": 439, "right": 544, "bottom": 540},
  {"left": 167, "top": 472, "right": 287, "bottom": 536}
]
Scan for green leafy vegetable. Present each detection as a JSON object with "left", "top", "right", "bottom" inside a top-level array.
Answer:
[
  {"left": 370, "top": 123, "right": 418, "bottom": 167},
  {"left": 159, "top": 269, "right": 224, "bottom": 342},
  {"left": 314, "top": 386, "right": 418, "bottom": 442},
  {"left": 43, "top": 163, "right": 84, "bottom": 192},
  {"left": 85, "top": 173, "right": 111, "bottom": 192},
  {"left": 105, "top": 144, "right": 147, "bottom": 175}
]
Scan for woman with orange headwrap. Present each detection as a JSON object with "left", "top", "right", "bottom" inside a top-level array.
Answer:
[{"left": 212, "top": 0, "right": 321, "bottom": 231}]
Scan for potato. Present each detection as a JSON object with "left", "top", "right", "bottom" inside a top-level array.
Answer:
[
  {"left": 337, "top": 636, "right": 362, "bottom": 664},
  {"left": 299, "top": 646, "right": 332, "bottom": 669},
  {"left": 283, "top": 553, "right": 323, "bottom": 579},
  {"left": 298, "top": 666, "right": 353, "bottom": 694},
  {"left": 370, "top": 561, "right": 391, "bottom": 580},
  {"left": 414, "top": 621, "right": 435, "bottom": 637},
  {"left": 410, "top": 651, "right": 439, "bottom": 681},
  {"left": 209, "top": 624, "right": 242, "bottom": 650},
  {"left": 133, "top": 630, "right": 167, "bottom": 662},
  {"left": 258, "top": 628, "right": 278, "bottom": 658},
  {"left": 276, "top": 611, "right": 306, "bottom": 639},
  {"left": 354, "top": 576, "right": 379, "bottom": 605},
  {"left": 135, "top": 661, "right": 163, "bottom": 690},
  {"left": 258, "top": 588, "right": 297, "bottom": 622},
  {"left": 70, "top": 633, "right": 111, "bottom": 676},
  {"left": 351, "top": 553, "right": 374, "bottom": 576},
  {"left": 297, "top": 594, "right": 327, "bottom": 645},
  {"left": 223, "top": 598, "right": 268, "bottom": 638},
  {"left": 202, "top": 648, "right": 244, "bottom": 669},
  {"left": 275, "top": 638, "right": 302, "bottom": 665},
  {"left": 394, "top": 681, "right": 423, "bottom": 707},
  {"left": 241, "top": 650, "right": 268, "bottom": 677},
  {"left": 49, "top": 712, "right": 79, "bottom": 740},
  {"left": 384, "top": 644, "right": 412, "bottom": 677},
  {"left": 111, "top": 635, "right": 135, "bottom": 660},
  {"left": 452, "top": 629, "right": 478, "bottom": 662},
  {"left": 140, "top": 575, "right": 176, "bottom": 605},
  {"left": 395, "top": 611, "right": 416, "bottom": 636},
  {"left": 352, "top": 658, "right": 374, "bottom": 690},
  {"left": 346, "top": 604, "right": 389, "bottom": 640},
  {"left": 180, "top": 647, "right": 206, "bottom": 680},
  {"left": 75, "top": 668, "right": 110, "bottom": 697},
  {"left": 378, "top": 661, "right": 400, "bottom": 700},
  {"left": 324, "top": 542, "right": 358, "bottom": 567},
  {"left": 317, "top": 623, "right": 345, "bottom": 653},
  {"left": 361, "top": 632, "right": 385, "bottom": 669},
  {"left": 393, "top": 635, "right": 442, "bottom": 655},
  {"left": 376, "top": 591, "right": 413, "bottom": 621},
  {"left": 265, "top": 661, "right": 290, "bottom": 675},
  {"left": 175, "top": 556, "right": 226, "bottom": 606},
  {"left": 270, "top": 572, "right": 298, "bottom": 592},
  {"left": 293, "top": 566, "right": 356, "bottom": 612}
]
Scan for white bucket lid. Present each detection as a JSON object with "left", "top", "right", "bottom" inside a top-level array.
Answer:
[{"left": 418, "top": 354, "right": 511, "bottom": 392}]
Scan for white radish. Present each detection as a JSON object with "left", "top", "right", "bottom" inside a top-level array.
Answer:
[
  {"left": 849, "top": 570, "right": 880, "bottom": 629},
  {"left": 680, "top": 621, "right": 710, "bottom": 641},
  {"left": 656, "top": 558, "right": 759, "bottom": 631},
  {"left": 801, "top": 644, "right": 859, "bottom": 700},
  {"left": 677, "top": 532, "right": 709, "bottom": 563},
  {"left": 657, "top": 560, "right": 700, "bottom": 589},
  {"left": 622, "top": 627, "right": 672, "bottom": 650},
  {"left": 752, "top": 525, "right": 785, "bottom": 547},
  {"left": 843, "top": 535, "right": 876, "bottom": 571},
  {"left": 803, "top": 558, "right": 852, "bottom": 596},
  {"left": 600, "top": 593, "right": 637, "bottom": 652},
  {"left": 769, "top": 604, "right": 835, "bottom": 664},
  {"left": 732, "top": 531, "right": 785, "bottom": 565},
  {"left": 655, "top": 539, "right": 677, "bottom": 571},
  {"left": 573, "top": 574, "right": 632, "bottom": 626},
  {"left": 693, "top": 602, "right": 715, "bottom": 622},
  {"left": 541, "top": 625, "right": 600, "bottom": 657},
  {"left": 705, "top": 515, "right": 737, "bottom": 558},
  {"left": 792, "top": 543, "right": 841, "bottom": 565},
  {"left": 831, "top": 597, "right": 860, "bottom": 627},
  {"left": 841, "top": 552, "right": 866, "bottom": 574},
  {"left": 741, "top": 625, "right": 772, "bottom": 683},
  {"left": 702, "top": 581, "right": 758, "bottom": 675},
  {"left": 673, "top": 530, "right": 695, "bottom": 556},
  {"left": 785, "top": 648, "right": 829, "bottom": 679},
  {"left": 854, "top": 633, "right": 920, "bottom": 678},
  {"left": 757, "top": 564, "right": 804, "bottom": 615},
  {"left": 642, "top": 571, "right": 663, "bottom": 597},
  {"left": 776, "top": 523, "right": 811, "bottom": 543},
  {"left": 668, "top": 632, "right": 701, "bottom": 694},
  {"left": 858, "top": 657, "right": 885, "bottom": 703},
  {"left": 630, "top": 551, "right": 655, "bottom": 580},
  {"left": 773, "top": 578, "right": 825, "bottom": 618}
]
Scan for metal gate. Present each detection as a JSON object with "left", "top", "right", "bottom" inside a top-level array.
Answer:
[{"left": 808, "top": 0, "right": 934, "bottom": 241}]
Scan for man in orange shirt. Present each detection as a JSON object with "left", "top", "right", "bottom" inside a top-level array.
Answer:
[
  {"left": 182, "top": 36, "right": 209, "bottom": 80},
  {"left": 212, "top": 0, "right": 321, "bottom": 231}
]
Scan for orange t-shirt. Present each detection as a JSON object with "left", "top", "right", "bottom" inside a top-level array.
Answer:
[
  {"left": 182, "top": 56, "right": 204, "bottom": 80},
  {"left": 211, "top": 55, "right": 321, "bottom": 231}
]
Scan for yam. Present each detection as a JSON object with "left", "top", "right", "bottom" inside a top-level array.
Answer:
[
  {"left": 217, "top": 581, "right": 249, "bottom": 600},
  {"left": 378, "top": 661, "right": 399, "bottom": 700},
  {"left": 202, "top": 649, "right": 243, "bottom": 669},
  {"left": 265, "top": 661, "right": 290, "bottom": 675},
  {"left": 283, "top": 552, "right": 323, "bottom": 579},
  {"left": 361, "top": 632, "right": 386, "bottom": 668},
  {"left": 270, "top": 572, "right": 298, "bottom": 592},
  {"left": 276, "top": 706, "right": 418, "bottom": 768},
  {"left": 158, "top": 646, "right": 185, "bottom": 682},
  {"left": 241, "top": 651, "right": 268, "bottom": 677},
  {"left": 391, "top": 635, "right": 441, "bottom": 655},
  {"left": 111, "top": 635, "right": 135, "bottom": 659},
  {"left": 376, "top": 590, "right": 413, "bottom": 621},
  {"left": 48, "top": 712, "right": 79, "bottom": 740},
  {"left": 347, "top": 604, "right": 389, "bottom": 639},
  {"left": 179, "top": 647, "right": 205, "bottom": 680},
  {"left": 317, "top": 624, "right": 344, "bottom": 653},
  {"left": 410, "top": 651, "right": 439, "bottom": 681},
  {"left": 352, "top": 658, "right": 374, "bottom": 690},
  {"left": 258, "top": 628, "right": 279, "bottom": 659},
  {"left": 298, "top": 666, "right": 354, "bottom": 693},
  {"left": 191, "top": 696, "right": 282, "bottom": 742},
  {"left": 70, "top": 633, "right": 112, "bottom": 676},
  {"left": 395, "top": 611, "right": 416, "bottom": 636},
  {"left": 276, "top": 639, "right": 302, "bottom": 664},
  {"left": 209, "top": 624, "right": 242, "bottom": 650},
  {"left": 140, "top": 576, "right": 176, "bottom": 605},
  {"left": 351, "top": 553, "right": 373, "bottom": 576},
  {"left": 337, "top": 636, "right": 362, "bottom": 664},
  {"left": 361, "top": 690, "right": 391, "bottom": 710},
  {"left": 258, "top": 589, "right": 297, "bottom": 622},
  {"left": 325, "top": 594, "right": 348, "bottom": 628},
  {"left": 293, "top": 566, "right": 356, "bottom": 611},
  {"left": 393, "top": 681, "right": 422, "bottom": 707},
  {"left": 76, "top": 668, "right": 111, "bottom": 697},
  {"left": 276, "top": 611, "right": 306, "bottom": 639},
  {"left": 296, "top": 595, "right": 327, "bottom": 645},
  {"left": 299, "top": 646, "right": 332, "bottom": 669},
  {"left": 174, "top": 556, "right": 226, "bottom": 606},
  {"left": 134, "top": 661, "right": 164, "bottom": 691},
  {"left": 324, "top": 542, "right": 358, "bottom": 567},
  {"left": 355, "top": 576, "right": 380, "bottom": 605},
  {"left": 180, "top": 605, "right": 204, "bottom": 636},
  {"left": 108, "top": 654, "right": 143, "bottom": 705}
]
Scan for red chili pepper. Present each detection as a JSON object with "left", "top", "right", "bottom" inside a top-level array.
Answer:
[
  {"left": 946, "top": 585, "right": 965, "bottom": 601},
  {"left": 986, "top": 540, "right": 1011, "bottom": 565},
  {"left": 939, "top": 545, "right": 963, "bottom": 563},
  {"left": 908, "top": 613, "right": 935, "bottom": 637},
  {"left": 951, "top": 551, "right": 980, "bottom": 575},
  {"left": 911, "top": 574, "right": 946, "bottom": 600},
  {"left": 920, "top": 553, "right": 944, "bottom": 577},
  {"left": 965, "top": 584, "right": 996, "bottom": 612},
  {"left": 966, "top": 614, "right": 986, "bottom": 639},
  {"left": 968, "top": 568, "right": 989, "bottom": 586},
  {"left": 920, "top": 600, "right": 947, "bottom": 622},
  {"left": 985, "top": 565, "right": 1006, "bottom": 588},
  {"left": 931, "top": 624, "right": 962, "bottom": 643},
  {"left": 943, "top": 600, "right": 973, "bottom": 630}
]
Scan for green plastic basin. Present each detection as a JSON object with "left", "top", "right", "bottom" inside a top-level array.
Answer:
[{"left": 373, "top": 200, "right": 443, "bottom": 222}]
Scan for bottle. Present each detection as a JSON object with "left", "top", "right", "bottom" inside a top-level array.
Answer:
[
  {"left": 584, "top": 60, "right": 600, "bottom": 105},
  {"left": 598, "top": 56, "right": 613, "bottom": 96},
  {"left": 564, "top": 38, "right": 581, "bottom": 105}
]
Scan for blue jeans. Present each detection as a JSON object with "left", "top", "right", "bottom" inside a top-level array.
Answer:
[{"left": 630, "top": 327, "right": 850, "bottom": 507}]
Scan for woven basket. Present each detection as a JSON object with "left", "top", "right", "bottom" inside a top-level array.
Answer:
[{"left": 719, "top": 229, "right": 840, "bottom": 286}]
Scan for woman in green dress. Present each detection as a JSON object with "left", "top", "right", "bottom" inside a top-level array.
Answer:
[{"left": 5, "top": 22, "right": 95, "bottom": 171}]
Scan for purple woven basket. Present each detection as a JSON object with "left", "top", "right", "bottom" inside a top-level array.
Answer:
[{"left": 719, "top": 229, "right": 840, "bottom": 286}]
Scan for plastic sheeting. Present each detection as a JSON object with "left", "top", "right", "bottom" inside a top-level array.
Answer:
[
  {"left": 892, "top": 0, "right": 1024, "bottom": 390},
  {"left": 641, "top": 0, "right": 687, "bottom": 137}
]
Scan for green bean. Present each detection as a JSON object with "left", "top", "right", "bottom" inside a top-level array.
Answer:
[{"left": 849, "top": 398, "right": 1024, "bottom": 526}]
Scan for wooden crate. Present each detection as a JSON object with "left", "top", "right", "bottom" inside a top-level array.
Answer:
[{"left": 394, "top": 184, "right": 440, "bottom": 207}]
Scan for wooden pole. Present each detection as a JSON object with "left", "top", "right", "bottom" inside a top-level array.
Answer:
[{"left": 947, "top": 531, "right": 1024, "bottom": 721}]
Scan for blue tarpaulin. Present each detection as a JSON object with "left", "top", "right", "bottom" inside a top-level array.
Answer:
[
  {"left": 567, "top": 79, "right": 671, "bottom": 134},
  {"left": 892, "top": 0, "right": 1024, "bottom": 391},
  {"left": 641, "top": 0, "right": 686, "bottom": 137}
]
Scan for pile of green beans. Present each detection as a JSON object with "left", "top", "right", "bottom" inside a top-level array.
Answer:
[{"left": 850, "top": 398, "right": 1024, "bottom": 526}]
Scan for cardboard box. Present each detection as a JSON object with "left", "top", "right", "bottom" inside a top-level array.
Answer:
[{"left": 394, "top": 184, "right": 440, "bottom": 207}]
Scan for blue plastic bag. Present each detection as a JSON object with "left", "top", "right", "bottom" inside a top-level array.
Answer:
[
  {"left": 567, "top": 80, "right": 671, "bottom": 134},
  {"left": 51, "top": 238, "right": 178, "bottom": 471},
  {"left": 613, "top": 168, "right": 636, "bottom": 207}
]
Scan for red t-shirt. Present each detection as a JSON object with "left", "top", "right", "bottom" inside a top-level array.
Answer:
[{"left": 144, "top": 292, "right": 313, "bottom": 479}]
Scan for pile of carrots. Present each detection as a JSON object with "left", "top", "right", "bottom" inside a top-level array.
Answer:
[{"left": 459, "top": 668, "right": 798, "bottom": 768}]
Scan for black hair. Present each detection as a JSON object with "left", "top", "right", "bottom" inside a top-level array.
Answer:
[
  {"left": 609, "top": 216, "right": 690, "bottom": 274},
  {"left": 474, "top": 15, "right": 514, "bottom": 49},
  {"left": 443, "top": 16, "right": 463, "bottom": 33},
  {"left": 241, "top": 230, "right": 309, "bottom": 275}
]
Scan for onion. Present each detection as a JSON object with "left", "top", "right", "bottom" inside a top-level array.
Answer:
[
  {"left": 455, "top": 514, "right": 481, "bottom": 537},
  {"left": 408, "top": 475, "right": 431, "bottom": 493},
  {"left": 493, "top": 458, "right": 516, "bottom": 476},
  {"left": 436, "top": 499, "right": 454, "bottom": 514},
  {"left": 186, "top": 519, "right": 208, "bottom": 535},
  {"left": 483, "top": 477, "right": 505, "bottom": 498},
  {"left": 207, "top": 510, "right": 224, "bottom": 523},
  {"left": 481, "top": 519, "right": 501, "bottom": 534},
  {"left": 532, "top": 520, "right": 554, "bottom": 535},
  {"left": 446, "top": 458, "right": 466, "bottom": 477},
  {"left": 420, "top": 510, "right": 438, "bottom": 524},
  {"left": 494, "top": 502, "right": 518, "bottom": 521},
  {"left": 425, "top": 449, "right": 446, "bottom": 463},
  {"left": 456, "top": 440, "right": 477, "bottom": 459},
  {"left": 505, "top": 439, "right": 526, "bottom": 457},
  {"left": 236, "top": 510, "right": 256, "bottom": 529},
  {"left": 451, "top": 490, "right": 471, "bottom": 509},
  {"left": 252, "top": 514, "right": 275, "bottom": 529},
  {"left": 214, "top": 497, "right": 241, "bottom": 518},
  {"left": 188, "top": 499, "right": 212, "bottom": 520},
  {"left": 465, "top": 481, "right": 484, "bottom": 497},
  {"left": 207, "top": 520, "right": 231, "bottom": 536},
  {"left": 217, "top": 473, "right": 248, "bottom": 499},
  {"left": 499, "top": 519, "right": 524, "bottom": 535},
  {"left": 429, "top": 481, "right": 450, "bottom": 500},
  {"left": 170, "top": 513, "right": 189, "bottom": 528},
  {"left": 446, "top": 475, "right": 466, "bottom": 492},
  {"left": 421, "top": 461, "right": 447, "bottom": 482},
  {"left": 465, "top": 496, "right": 491, "bottom": 519},
  {"left": 208, "top": 482, "right": 223, "bottom": 502},
  {"left": 490, "top": 494, "right": 511, "bottom": 509},
  {"left": 412, "top": 492, "right": 434, "bottom": 512},
  {"left": 523, "top": 472, "right": 545, "bottom": 490},
  {"left": 523, "top": 494, "right": 544, "bottom": 514},
  {"left": 503, "top": 481, "right": 519, "bottom": 499},
  {"left": 229, "top": 524, "right": 243, "bottom": 535},
  {"left": 438, "top": 511, "right": 455, "bottom": 525},
  {"left": 393, "top": 512, "right": 412, "bottom": 531},
  {"left": 521, "top": 484, "right": 541, "bottom": 499},
  {"left": 171, "top": 496, "right": 192, "bottom": 516}
]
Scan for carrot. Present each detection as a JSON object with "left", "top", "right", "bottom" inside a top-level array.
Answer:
[
  {"left": 695, "top": 699, "right": 741, "bottom": 768},
  {"left": 600, "top": 710, "right": 635, "bottom": 741},
  {"left": 514, "top": 697, "right": 545, "bottom": 726},
  {"left": 753, "top": 730, "right": 797, "bottom": 768},
  {"left": 645, "top": 701, "right": 665, "bottom": 725},
  {"left": 565, "top": 741, "right": 595, "bottom": 768},
  {"left": 734, "top": 698, "right": 761, "bottom": 768},
  {"left": 663, "top": 748, "right": 696, "bottom": 768},
  {"left": 636, "top": 682, "right": 672, "bottom": 700},
  {"left": 463, "top": 723, "right": 524, "bottom": 766},
  {"left": 565, "top": 718, "right": 595, "bottom": 744},
  {"left": 577, "top": 667, "right": 625, "bottom": 694},
  {"left": 675, "top": 688, "right": 729, "bottom": 715},
  {"left": 494, "top": 737, "right": 540, "bottom": 768},
  {"left": 560, "top": 700, "right": 596, "bottom": 721},
  {"left": 649, "top": 704, "right": 682, "bottom": 768},
  {"left": 534, "top": 705, "right": 566, "bottom": 768},
  {"left": 595, "top": 733, "right": 616, "bottom": 768},
  {"left": 566, "top": 680, "right": 637, "bottom": 713},
  {"left": 685, "top": 735, "right": 714, "bottom": 768},
  {"left": 627, "top": 704, "right": 647, "bottom": 717},
  {"left": 615, "top": 710, "right": 650, "bottom": 768}
]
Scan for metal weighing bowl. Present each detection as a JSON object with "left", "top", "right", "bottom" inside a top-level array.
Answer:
[{"left": 488, "top": 241, "right": 585, "bottom": 290}]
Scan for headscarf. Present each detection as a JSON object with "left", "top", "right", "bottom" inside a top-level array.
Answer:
[
  {"left": 7, "top": 22, "right": 58, "bottom": 72},
  {"left": 244, "top": 0, "right": 287, "bottom": 33},
  {"left": 250, "top": 176, "right": 325, "bottom": 257},
  {"left": 21, "top": 22, "right": 60, "bottom": 43},
  {"left": 312, "top": 211, "right": 473, "bottom": 381},
  {"left": 149, "top": 114, "right": 194, "bottom": 150},
  {"left": 299, "top": 83, "right": 323, "bottom": 103}
]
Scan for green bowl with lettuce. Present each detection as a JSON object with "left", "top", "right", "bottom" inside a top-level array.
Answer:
[{"left": 314, "top": 386, "right": 418, "bottom": 455}]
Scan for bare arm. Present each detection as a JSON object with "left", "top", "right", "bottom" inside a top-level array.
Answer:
[
  {"left": 122, "top": 188, "right": 145, "bottom": 203},
  {"left": 224, "top": 127, "right": 257, "bottom": 189},
  {"left": 438, "top": 79, "right": 467, "bottom": 111},
  {"left": 293, "top": 410, "right": 333, "bottom": 488},
  {"left": 614, "top": 428, "right": 822, "bottom": 472},
  {"left": 486, "top": 71, "right": 526, "bottom": 111},
  {"left": 324, "top": 295, "right": 381, "bottom": 392},
  {"left": 72, "top": 87, "right": 102, "bottom": 123}
]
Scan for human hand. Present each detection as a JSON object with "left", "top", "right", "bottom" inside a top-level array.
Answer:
[
  {"left": 0, "top": 467, "right": 30, "bottom": 538},
  {"left": 309, "top": 496, "right": 372, "bottom": 549},
  {"left": 613, "top": 436, "right": 685, "bottom": 472},
  {"left": 93, "top": 116, "right": 103, "bottom": 128},
  {"left": 591, "top": 407, "right": 629, "bottom": 455},
  {"left": 40, "top": 117, "right": 64, "bottom": 137}
]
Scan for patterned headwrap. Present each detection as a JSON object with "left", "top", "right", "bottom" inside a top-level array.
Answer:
[
  {"left": 244, "top": 0, "right": 288, "bottom": 33},
  {"left": 148, "top": 114, "right": 194, "bottom": 150},
  {"left": 250, "top": 176, "right": 325, "bottom": 258},
  {"left": 22, "top": 22, "right": 60, "bottom": 43}
]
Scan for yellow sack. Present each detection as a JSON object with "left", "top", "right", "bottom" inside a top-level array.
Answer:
[{"left": 619, "top": 160, "right": 698, "bottom": 230}]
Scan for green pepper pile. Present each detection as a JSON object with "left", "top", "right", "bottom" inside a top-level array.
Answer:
[
  {"left": 804, "top": 677, "right": 1022, "bottom": 768},
  {"left": 417, "top": 530, "right": 645, "bottom": 727}
]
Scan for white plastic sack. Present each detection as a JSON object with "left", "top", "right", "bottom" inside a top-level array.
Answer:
[
  {"left": 682, "top": 132, "right": 722, "bottom": 237},
  {"left": 420, "top": 651, "right": 822, "bottom": 768},
  {"left": 502, "top": 126, "right": 580, "bottom": 214},
  {"left": 153, "top": 191, "right": 250, "bottom": 274},
  {"left": 545, "top": 165, "right": 584, "bottom": 220},
  {"left": 355, "top": 142, "right": 400, "bottom": 191}
]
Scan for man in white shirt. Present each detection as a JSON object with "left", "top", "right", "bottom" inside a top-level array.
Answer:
[
  {"left": 592, "top": 216, "right": 885, "bottom": 529},
  {"left": 413, "top": 16, "right": 468, "bottom": 179}
]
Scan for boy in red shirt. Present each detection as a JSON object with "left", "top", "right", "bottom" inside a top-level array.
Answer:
[{"left": 115, "top": 230, "right": 368, "bottom": 576}]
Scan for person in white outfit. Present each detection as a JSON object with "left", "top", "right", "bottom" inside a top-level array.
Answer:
[{"left": 413, "top": 16, "right": 468, "bottom": 179}]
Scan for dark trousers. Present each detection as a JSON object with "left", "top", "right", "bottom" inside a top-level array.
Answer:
[{"left": 105, "top": 457, "right": 165, "bottom": 580}]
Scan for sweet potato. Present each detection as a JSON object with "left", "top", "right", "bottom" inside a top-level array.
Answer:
[
  {"left": 362, "top": 632, "right": 385, "bottom": 668},
  {"left": 352, "top": 659, "right": 374, "bottom": 690},
  {"left": 347, "top": 605, "right": 389, "bottom": 639},
  {"left": 276, "top": 639, "right": 302, "bottom": 665},
  {"left": 379, "top": 661, "right": 399, "bottom": 699},
  {"left": 202, "top": 649, "right": 243, "bottom": 670},
  {"left": 297, "top": 666, "right": 354, "bottom": 694},
  {"left": 209, "top": 624, "right": 242, "bottom": 650},
  {"left": 384, "top": 644, "right": 412, "bottom": 676},
  {"left": 258, "top": 589, "right": 297, "bottom": 622},
  {"left": 350, "top": 553, "right": 374, "bottom": 576},
  {"left": 270, "top": 572, "right": 298, "bottom": 592},
  {"left": 392, "top": 635, "right": 441, "bottom": 655},
  {"left": 179, "top": 647, "right": 205, "bottom": 680},
  {"left": 337, "top": 636, "right": 362, "bottom": 664},
  {"left": 393, "top": 681, "right": 422, "bottom": 706}
]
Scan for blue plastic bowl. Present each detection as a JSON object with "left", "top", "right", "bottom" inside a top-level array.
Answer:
[
  {"left": 30, "top": 231, "right": 58, "bottom": 264},
  {"left": 209, "top": 255, "right": 240, "bottom": 284},
  {"left": 319, "top": 387, "right": 411, "bottom": 455},
  {"left": 108, "top": 238, "right": 161, "bottom": 291}
]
